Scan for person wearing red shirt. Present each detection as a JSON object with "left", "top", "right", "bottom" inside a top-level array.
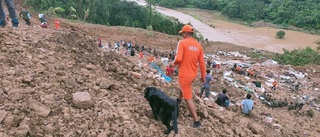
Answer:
[
  {"left": 165, "top": 63, "right": 174, "bottom": 77},
  {"left": 139, "top": 51, "right": 143, "bottom": 59}
]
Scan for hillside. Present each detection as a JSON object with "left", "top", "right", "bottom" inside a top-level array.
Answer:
[{"left": 1, "top": 6, "right": 320, "bottom": 137}]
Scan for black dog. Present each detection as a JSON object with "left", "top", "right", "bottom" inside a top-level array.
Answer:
[{"left": 144, "top": 87, "right": 179, "bottom": 134}]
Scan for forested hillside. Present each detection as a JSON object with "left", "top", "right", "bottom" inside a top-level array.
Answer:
[
  {"left": 155, "top": 0, "right": 320, "bottom": 32},
  {"left": 25, "top": 0, "right": 184, "bottom": 35}
]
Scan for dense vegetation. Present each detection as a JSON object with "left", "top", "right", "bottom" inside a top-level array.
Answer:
[
  {"left": 276, "top": 30, "right": 285, "bottom": 39},
  {"left": 25, "top": 0, "right": 184, "bottom": 35},
  {"left": 274, "top": 47, "right": 320, "bottom": 66},
  {"left": 155, "top": 0, "right": 320, "bottom": 33}
]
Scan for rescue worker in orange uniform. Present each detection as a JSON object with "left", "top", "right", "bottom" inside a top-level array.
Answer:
[
  {"left": 272, "top": 81, "right": 277, "bottom": 90},
  {"left": 54, "top": 18, "right": 60, "bottom": 30},
  {"left": 173, "top": 25, "right": 206, "bottom": 128},
  {"left": 235, "top": 65, "right": 243, "bottom": 74},
  {"left": 247, "top": 68, "right": 254, "bottom": 77},
  {"left": 147, "top": 55, "right": 154, "bottom": 62}
]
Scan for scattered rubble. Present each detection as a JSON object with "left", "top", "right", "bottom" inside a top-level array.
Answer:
[{"left": 0, "top": 17, "right": 319, "bottom": 137}]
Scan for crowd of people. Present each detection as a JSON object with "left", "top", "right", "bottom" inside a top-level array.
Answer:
[
  {"left": 95, "top": 24, "right": 257, "bottom": 128},
  {"left": 0, "top": 1, "right": 299, "bottom": 132},
  {"left": 0, "top": 0, "right": 60, "bottom": 29}
]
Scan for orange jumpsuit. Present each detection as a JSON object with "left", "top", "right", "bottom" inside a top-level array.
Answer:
[
  {"left": 147, "top": 56, "right": 154, "bottom": 62},
  {"left": 273, "top": 81, "right": 278, "bottom": 87},
  {"left": 54, "top": 18, "right": 60, "bottom": 30},
  {"left": 247, "top": 69, "right": 254, "bottom": 76},
  {"left": 174, "top": 37, "right": 206, "bottom": 99},
  {"left": 236, "top": 66, "right": 241, "bottom": 71},
  {"left": 139, "top": 52, "right": 143, "bottom": 58}
]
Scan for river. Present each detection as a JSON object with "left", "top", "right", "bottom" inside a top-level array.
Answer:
[{"left": 131, "top": 0, "right": 320, "bottom": 53}]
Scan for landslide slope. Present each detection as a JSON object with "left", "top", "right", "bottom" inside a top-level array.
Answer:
[{"left": 0, "top": 18, "right": 319, "bottom": 137}]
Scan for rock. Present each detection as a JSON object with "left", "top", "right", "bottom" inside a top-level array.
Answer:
[
  {"left": 35, "top": 67, "right": 45, "bottom": 74},
  {"left": 149, "top": 68, "right": 157, "bottom": 74},
  {"left": 131, "top": 71, "right": 142, "bottom": 79},
  {"left": 133, "top": 67, "right": 140, "bottom": 72},
  {"left": 92, "top": 86, "right": 101, "bottom": 94},
  {"left": 38, "top": 48, "right": 46, "bottom": 53},
  {"left": 16, "top": 130, "right": 29, "bottom": 137},
  {"left": 5, "top": 41, "right": 14, "bottom": 45},
  {"left": 21, "top": 75, "right": 33, "bottom": 84},
  {"left": 56, "top": 71, "right": 65, "bottom": 76},
  {"left": 0, "top": 110, "right": 8, "bottom": 123},
  {"left": 80, "top": 68, "right": 90, "bottom": 77},
  {"left": 7, "top": 89, "right": 24, "bottom": 101},
  {"left": 97, "top": 131, "right": 108, "bottom": 137},
  {"left": 72, "top": 92, "right": 92, "bottom": 109},
  {"left": 65, "top": 78, "right": 77, "bottom": 88},
  {"left": 0, "top": 132, "right": 9, "bottom": 137},
  {"left": 198, "top": 107, "right": 209, "bottom": 119},
  {"left": 18, "top": 117, "right": 30, "bottom": 131},
  {"left": 121, "top": 114, "right": 130, "bottom": 121},
  {"left": 30, "top": 101, "right": 51, "bottom": 118},
  {"left": 86, "top": 64, "right": 95, "bottom": 70},
  {"left": 3, "top": 114, "right": 21, "bottom": 128},
  {"left": 6, "top": 70, "right": 15, "bottom": 75},
  {"left": 233, "top": 127, "right": 245, "bottom": 136},
  {"left": 147, "top": 72, "right": 154, "bottom": 78},
  {"left": 154, "top": 80, "right": 160, "bottom": 86},
  {"left": 7, "top": 89, "right": 24, "bottom": 96},
  {"left": 44, "top": 124, "right": 54, "bottom": 133},
  {"left": 102, "top": 121, "right": 110, "bottom": 129},
  {"left": 99, "top": 78, "right": 112, "bottom": 89},
  {"left": 249, "top": 123, "right": 264, "bottom": 134},
  {"left": 148, "top": 124, "right": 158, "bottom": 132}
]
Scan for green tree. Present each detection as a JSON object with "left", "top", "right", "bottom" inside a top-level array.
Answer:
[
  {"left": 276, "top": 30, "right": 286, "bottom": 39},
  {"left": 46, "top": 7, "right": 65, "bottom": 17},
  {"left": 155, "top": 0, "right": 320, "bottom": 32},
  {"left": 275, "top": 47, "right": 320, "bottom": 66}
]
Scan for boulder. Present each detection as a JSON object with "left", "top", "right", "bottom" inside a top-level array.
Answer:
[
  {"left": 7, "top": 89, "right": 24, "bottom": 101},
  {"left": 21, "top": 75, "right": 33, "bottom": 84},
  {"left": 131, "top": 71, "right": 142, "bottom": 79},
  {"left": 0, "top": 132, "right": 9, "bottom": 137},
  {"left": 72, "top": 92, "right": 92, "bottom": 109},
  {"left": 99, "top": 78, "right": 112, "bottom": 89},
  {"left": 3, "top": 114, "right": 21, "bottom": 128},
  {"left": 249, "top": 123, "right": 264, "bottom": 134},
  {"left": 198, "top": 107, "right": 209, "bottom": 119},
  {"left": 65, "top": 78, "right": 77, "bottom": 88},
  {"left": 30, "top": 101, "right": 51, "bottom": 118},
  {"left": 97, "top": 131, "right": 108, "bottom": 137},
  {"left": 133, "top": 67, "right": 140, "bottom": 72},
  {"left": 85, "top": 64, "right": 95, "bottom": 70},
  {"left": 5, "top": 41, "right": 14, "bottom": 45},
  {"left": 0, "top": 110, "right": 8, "bottom": 123}
]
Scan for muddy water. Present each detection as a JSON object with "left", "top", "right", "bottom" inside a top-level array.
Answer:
[{"left": 132, "top": 0, "right": 320, "bottom": 53}]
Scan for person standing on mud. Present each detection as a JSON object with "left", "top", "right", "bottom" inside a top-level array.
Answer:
[
  {"left": 199, "top": 69, "right": 213, "bottom": 99},
  {"left": 165, "top": 63, "right": 174, "bottom": 78},
  {"left": 38, "top": 14, "right": 47, "bottom": 28},
  {"left": 174, "top": 24, "right": 206, "bottom": 128},
  {"left": 0, "top": 0, "right": 19, "bottom": 28},
  {"left": 19, "top": 8, "right": 32, "bottom": 26},
  {"left": 54, "top": 18, "right": 60, "bottom": 30}
]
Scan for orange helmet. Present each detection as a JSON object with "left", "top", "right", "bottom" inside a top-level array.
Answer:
[{"left": 179, "top": 25, "right": 194, "bottom": 33}]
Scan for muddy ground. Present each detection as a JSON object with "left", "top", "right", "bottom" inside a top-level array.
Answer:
[{"left": 176, "top": 8, "right": 320, "bottom": 53}]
